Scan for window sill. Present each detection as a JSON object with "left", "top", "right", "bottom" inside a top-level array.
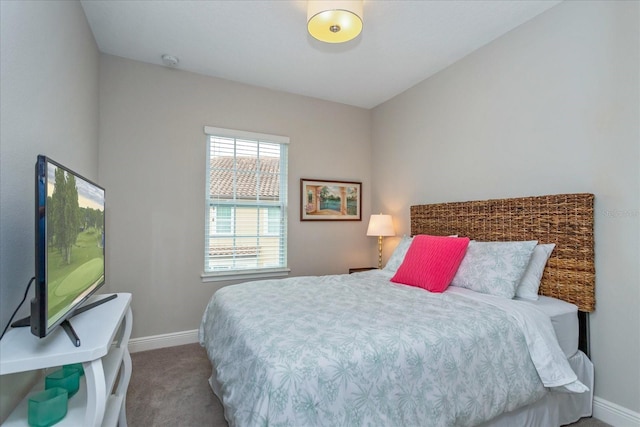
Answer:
[{"left": 201, "top": 267, "right": 291, "bottom": 283}]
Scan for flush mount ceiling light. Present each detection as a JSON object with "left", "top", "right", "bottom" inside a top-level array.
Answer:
[{"left": 307, "top": 0, "right": 363, "bottom": 43}]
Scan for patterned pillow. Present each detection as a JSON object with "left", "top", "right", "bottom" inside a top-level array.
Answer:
[
  {"left": 515, "top": 243, "right": 556, "bottom": 300},
  {"left": 383, "top": 235, "right": 413, "bottom": 272},
  {"left": 391, "top": 235, "right": 470, "bottom": 292},
  {"left": 450, "top": 240, "right": 538, "bottom": 298}
]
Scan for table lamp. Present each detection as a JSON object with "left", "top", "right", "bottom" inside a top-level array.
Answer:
[{"left": 367, "top": 214, "right": 395, "bottom": 269}]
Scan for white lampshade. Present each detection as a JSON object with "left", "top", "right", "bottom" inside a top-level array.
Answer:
[
  {"left": 307, "top": 0, "right": 363, "bottom": 44},
  {"left": 366, "top": 214, "right": 395, "bottom": 237}
]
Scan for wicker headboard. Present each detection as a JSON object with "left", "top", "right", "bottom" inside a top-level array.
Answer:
[{"left": 410, "top": 193, "right": 595, "bottom": 312}]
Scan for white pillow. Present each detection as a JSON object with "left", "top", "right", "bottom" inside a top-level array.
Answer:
[
  {"left": 383, "top": 235, "right": 412, "bottom": 273},
  {"left": 450, "top": 240, "right": 538, "bottom": 299},
  {"left": 515, "top": 243, "right": 556, "bottom": 300}
]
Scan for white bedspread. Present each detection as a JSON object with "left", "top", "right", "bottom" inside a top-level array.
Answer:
[{"left": 199, "top": 270, "right": 585, "bottom": 427}]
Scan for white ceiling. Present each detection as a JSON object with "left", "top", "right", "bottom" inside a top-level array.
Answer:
[{"left": 81, "top": 0, "right": 561, "bottom": 109}]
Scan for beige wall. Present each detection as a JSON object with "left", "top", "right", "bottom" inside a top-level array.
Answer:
[
  {"left": 0, "top": 0, "right": 100, "bottom": 420},
  {"left": 98, "top": 55, "right": 373, "bottom": 340},
  {"left": 371, "top": 0, "right": 639, "bottom": 415}
]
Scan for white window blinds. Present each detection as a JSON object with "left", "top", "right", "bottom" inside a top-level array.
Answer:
[{"left": 203, "top": 126, "right": 289, "bottom": 280}]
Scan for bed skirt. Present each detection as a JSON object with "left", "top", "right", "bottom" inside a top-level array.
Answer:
[
  {"left": 478, "top": 350, "right": 594, "bottom": 427},
  {"left": 208, "top": 350, "right": 593, "bottom": 427}
]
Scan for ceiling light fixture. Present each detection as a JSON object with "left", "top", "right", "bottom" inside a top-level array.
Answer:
[{"left": 307, "top": 0, "right": 363, "bottom": 44}]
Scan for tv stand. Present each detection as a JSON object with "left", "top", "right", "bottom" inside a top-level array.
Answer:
[
  {"left": 1, "top": 293, "right": 132, "bottom": 427},
  {"left": 11, "top": 294, "right": 118, "bottom": 347},
  {"left": 60, "top": 319, "right": 80, "bottom": 347}
]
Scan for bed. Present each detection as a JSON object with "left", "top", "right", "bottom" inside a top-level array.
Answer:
[{"left": 199, "top": 193, "right": 595, "bottom": 427}]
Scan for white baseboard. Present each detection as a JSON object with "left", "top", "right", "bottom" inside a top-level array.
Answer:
[
  {"left": 128, "top": 329, "right": 199, "bottom": 353},
  {"left": 128, "top": 330, "right": 640, "bottom": 427},
  {"left": 593, "top": 396, "right": 640, "bottom": 427}
]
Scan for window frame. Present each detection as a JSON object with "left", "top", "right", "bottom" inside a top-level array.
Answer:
[{"left": 202, "top": 126, "right": 290, "bottom": 282}]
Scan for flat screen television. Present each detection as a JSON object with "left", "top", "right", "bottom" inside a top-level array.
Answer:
[{"left": 19, "top": 155, "right": 109, "bottom": 345}]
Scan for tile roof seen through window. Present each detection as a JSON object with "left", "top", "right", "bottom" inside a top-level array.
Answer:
[{"left": 210, "top": 157, "right": 280, "bottom": 199}]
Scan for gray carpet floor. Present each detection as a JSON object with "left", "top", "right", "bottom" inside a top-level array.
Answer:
[{"left": 126, "top": 343, "right": 611, "bottom": 427}]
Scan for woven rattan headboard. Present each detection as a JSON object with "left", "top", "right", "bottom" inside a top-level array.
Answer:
[{"left": 410, "top": 193, "right": 595, "bottom": 312}]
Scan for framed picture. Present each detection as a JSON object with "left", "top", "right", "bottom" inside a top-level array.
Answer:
[{"left": 300, "top": 179, "right": 362, "bottom": 221}]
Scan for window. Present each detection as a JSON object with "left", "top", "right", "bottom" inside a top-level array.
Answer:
[
  {"left": 203, "top": 126, "right": 289, "bottom": 281},
  {"left": 213, "top": 206, "right": 233, "bottom": 234},
  {"left": 265, "top": 207, "right": 280, "bottom": 235}
]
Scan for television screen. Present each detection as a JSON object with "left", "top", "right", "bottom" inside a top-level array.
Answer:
[{"left": 32, "top": 155, "right": 105, "bottom": 339}]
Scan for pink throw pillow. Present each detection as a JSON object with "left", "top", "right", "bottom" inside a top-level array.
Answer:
[{"left": 391, "top": 235, "right": 470, "bottom": 292}]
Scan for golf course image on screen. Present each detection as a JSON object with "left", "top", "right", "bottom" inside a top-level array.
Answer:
[{"left": 46, "top": 164, "right": 105, "bottom": 327}]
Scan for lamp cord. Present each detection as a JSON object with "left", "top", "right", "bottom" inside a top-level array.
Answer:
[{"left": 0, "top": 277, "right": 35, "bottom": 341}]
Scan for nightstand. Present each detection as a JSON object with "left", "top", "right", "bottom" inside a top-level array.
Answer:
[{"left": 348, "top": 267, "right": 378, "bottom": 274}]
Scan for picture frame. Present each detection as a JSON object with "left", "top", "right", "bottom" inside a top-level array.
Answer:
[{"left": 300, "top": 179, "right": 362, "bottom": 221}]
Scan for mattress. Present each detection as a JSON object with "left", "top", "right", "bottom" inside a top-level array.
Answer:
[{"left": 517, "top": 295, "right": 579, "bottom": 358}]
